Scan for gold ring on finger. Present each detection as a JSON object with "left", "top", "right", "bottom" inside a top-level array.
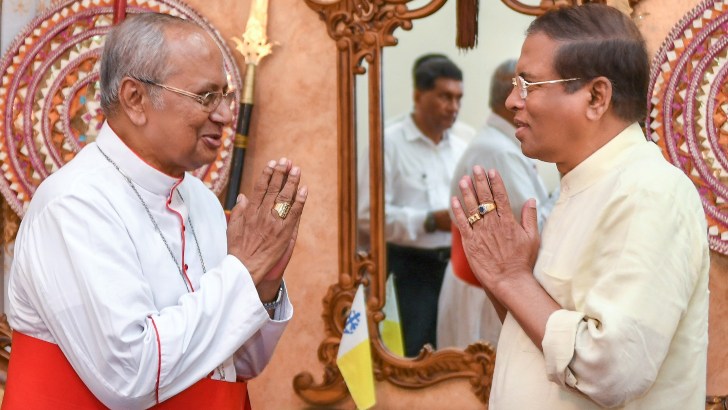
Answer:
[
  {"left": 273, "top": 201, "right": 291, "bottom": 219},
  {"left": 467, "top": 213, "right": 482, "bottom": 226},
  {"left": 478, "top": 202, "right": 496, "bottom": 215}
]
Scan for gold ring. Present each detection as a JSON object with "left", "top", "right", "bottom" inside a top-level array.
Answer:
[
  {"left": 478, "top": 202, "right": 496, "bottom": 215},
  {"left": 467, "top": 213, "right": 482, "bottom": 225},
  {"left": 273, "top": 201, "right": 291, "bottom": 219}
]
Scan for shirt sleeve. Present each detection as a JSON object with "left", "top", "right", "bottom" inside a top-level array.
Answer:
[
  {"left": 9, "top": 193, "right": 275, "bottom": 409},
  {"left": 382, "top": 139, "right": 428, "bottom": 242},
  {"left": 234, "top": 282, "right": 293, "bottom": 380},
  {"left": 540, "top": 185, "right": 707, "bottom": 408}
]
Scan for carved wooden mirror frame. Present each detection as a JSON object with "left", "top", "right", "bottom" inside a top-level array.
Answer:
[{"left": 293, "top": 0, "right": 616, "bottom": 406}]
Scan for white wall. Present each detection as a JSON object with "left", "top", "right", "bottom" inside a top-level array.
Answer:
[{"left": 382, "top": 0, "right": 533, "bottom": 130}]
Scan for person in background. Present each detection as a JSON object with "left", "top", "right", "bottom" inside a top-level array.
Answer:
[
  {"left": 437, "top": 58, "right": 558, "bottom": 349},
  {"left": 452, "top": 4, "right": 709, "bottom": 409},
  {"left": 386, "top": 53, "right": 476, "bottom": 142},
  {"left": 3, "top": 13, "right": 306, "bottom": 409},
  {"left": 360, "top": 56, "right": 466, "bottom": 357}
]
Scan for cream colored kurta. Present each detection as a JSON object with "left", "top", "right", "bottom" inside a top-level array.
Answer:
[
  {"left": 490, "top": 123, "right": 709, "bottom": 409},
  {"left": 7, "top": 122, "right": 292, "bottom": 409}
]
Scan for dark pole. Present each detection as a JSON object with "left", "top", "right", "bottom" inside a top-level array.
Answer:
[{"left": 224, "top": 65, "right": 256, "bottom": 211}]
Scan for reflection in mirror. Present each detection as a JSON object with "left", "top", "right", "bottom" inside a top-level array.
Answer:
[
  {"left": 356, "top": 61, "right": 371, "bottom": 254},
  {"left": 373, "top": 0, "right": 560, "bottom": 357}
]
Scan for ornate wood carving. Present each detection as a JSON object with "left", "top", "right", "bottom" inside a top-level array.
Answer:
[{"left": 293, "top": 0, "right": 498, "bottom": 406}]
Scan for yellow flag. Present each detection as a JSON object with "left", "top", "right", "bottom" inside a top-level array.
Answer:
[
  {"left": 379, "top": 274, "right": 404, "bottom": 356},
  {"left": 337, "top": 284, "right": 376, "bottom": 409}
]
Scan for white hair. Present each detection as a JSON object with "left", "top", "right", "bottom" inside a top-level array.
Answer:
[{"left": 99, "top": 13, "right": 198, "bottom": 116}]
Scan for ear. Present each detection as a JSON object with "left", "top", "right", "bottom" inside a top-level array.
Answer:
[
  {"left": 118, "top": 77, "right": 149, "bottom": 126},
  {"left": 413, "top": 88, "right": 422, "bottom": 105},
  {"left": 585, "top": 76, "right": 612, "bottom": 121}
]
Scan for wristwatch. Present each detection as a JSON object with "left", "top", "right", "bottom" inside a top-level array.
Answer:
[
  {"left": 262, "top": 283, "right": 284, "bottom": 311},
  {"left": 424, "top": 211, "right": 437, "bottom": 233}
]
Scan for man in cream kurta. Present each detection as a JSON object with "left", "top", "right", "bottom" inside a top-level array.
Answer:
[
  {"left": 491, "top": 123, "right": 708, "bottom": 408},
  {"left": 5, "top": 14, "right": 306, "bottom": 409},
  {"left": 451, "top": 5, "right": 709, "bottom": 409}
]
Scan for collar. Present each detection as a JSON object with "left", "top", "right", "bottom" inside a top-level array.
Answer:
[
  {"left": 95, "top": 121, "right": 183, "bottom": 196},
  {"left": 403, "top": 113, "right": 451, "bottom": 146},
  {"left": 560, "top": 123, "right": 646, "bottom": 198}
]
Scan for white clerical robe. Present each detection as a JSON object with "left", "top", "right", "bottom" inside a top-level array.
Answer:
[{"left": 7, "top": 122, "right": 292, "bottom": 408}]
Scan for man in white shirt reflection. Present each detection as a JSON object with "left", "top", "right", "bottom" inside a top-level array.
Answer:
[{"left": 360, "top": 56, "right": 467, "bottom": 357}]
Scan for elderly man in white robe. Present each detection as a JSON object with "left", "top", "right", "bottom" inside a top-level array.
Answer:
[{"left": 3, "top": 13, "right": 306, "bottom": 409}]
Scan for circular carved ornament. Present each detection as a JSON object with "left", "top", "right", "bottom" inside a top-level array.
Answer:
[
  {"left": 0, "top": 0, "right": 242, "bottom": 217},
  {"left": 646, "top": 0, "right": 728, "bottom": 255}
]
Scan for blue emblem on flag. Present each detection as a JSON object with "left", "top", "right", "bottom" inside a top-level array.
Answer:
[{"left": 344, "top": 310, "right": 361, "bottom": 334}]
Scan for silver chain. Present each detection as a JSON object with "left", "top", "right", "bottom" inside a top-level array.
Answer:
[{"left": 97, "top": 146, "right": 225, "bottom": 380}]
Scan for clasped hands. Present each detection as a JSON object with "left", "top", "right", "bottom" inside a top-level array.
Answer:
[
  {"left": 451, "top": 166, "right": 540, "bottom": 295},
  {"left": 227, "top": 158, "right": 307, "bottom": 303}
]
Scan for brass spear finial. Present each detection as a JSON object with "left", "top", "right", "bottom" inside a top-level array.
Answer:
[
  {"left": 231, "top": 0, "right": 275, "bottom": 66},
  {"left": 223, "top": 0, "right": 277, "bottom": 211}
]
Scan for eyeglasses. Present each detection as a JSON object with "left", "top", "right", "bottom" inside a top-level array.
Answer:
[
  {"left": 134, "top": 77, "right": 235, "bottom": 113},
  {"left": 512, "top": 75, "right": 581, "bottom": 99}
]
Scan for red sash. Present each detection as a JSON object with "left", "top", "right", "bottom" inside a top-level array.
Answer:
[
  {"left": 2, "top": 331, "right": 251, "bottom": 409},
  {"left": 450, "top": 224, "right": 482, "bottom": 287}
]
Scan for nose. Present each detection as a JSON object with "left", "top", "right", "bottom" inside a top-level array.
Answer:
[
  {"left": 505, "top": 86, "right": 523, "bottom": 112},
  {"left": 448, "top": 97, "right": 461, "bottom": 114},
  {"left": 210, "top": 98, "right": 234, "bottom": 126},
  {"left": 453, "top": 98, "right": 461, "bottom": 112}
]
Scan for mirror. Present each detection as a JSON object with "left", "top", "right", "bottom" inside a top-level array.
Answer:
[
  {"left": 377, "top": 0, "right": 563, "bottom": 358},
  {"left": 294, "top": 0, "right": 596, "bottom": 406}
]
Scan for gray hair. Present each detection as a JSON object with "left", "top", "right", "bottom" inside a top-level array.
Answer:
[
  {"left": 489, "top": 59, "right": 516, "bottom": 110},
  {"left": 100, "top": 13, "right": 198, "bottom": 116}
]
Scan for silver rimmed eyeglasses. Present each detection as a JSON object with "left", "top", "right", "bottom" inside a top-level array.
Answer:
[
  {"left": 134, "top": 77, "right": 235, "bottom": 113},
  {"left": 512, "top": 75, "right": 581, "bottom": 99}
]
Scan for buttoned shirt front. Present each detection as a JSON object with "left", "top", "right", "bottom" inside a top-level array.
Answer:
[{"left": 359, "top": 114, "right": 466, "bottom": 249}]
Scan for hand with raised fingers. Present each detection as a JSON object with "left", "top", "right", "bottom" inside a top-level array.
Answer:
[
  {"left": 227, "top": 157, "right": 307, "bottom": 301},
  {"left": 450, "top": 166, "right": 540, "bottom": 292}
]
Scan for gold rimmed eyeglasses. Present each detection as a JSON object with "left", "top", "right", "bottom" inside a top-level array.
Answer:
[
  {"left": 134, "top": 77, "right": 236, "bottom": 113},
  {"left": 512, "top": 75, "right": 581, "bottom": 99}
]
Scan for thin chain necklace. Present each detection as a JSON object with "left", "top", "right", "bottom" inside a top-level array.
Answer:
[{"left": 97, "top": 146, "right": 225, "bottom": 380}]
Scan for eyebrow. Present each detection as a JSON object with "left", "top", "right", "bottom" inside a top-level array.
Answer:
[
  {"left": 518, "top": 71, "right": 533, "bottom": 79},
  {"left": 194, "top": 79, "right": 228, "bottom": 93}
]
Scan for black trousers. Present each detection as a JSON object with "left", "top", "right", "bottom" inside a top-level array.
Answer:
[{"left": 387, "top": 243, "right": 450, "bottom": 357}]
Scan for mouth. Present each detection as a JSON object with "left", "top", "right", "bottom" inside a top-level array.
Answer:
[
  {"left": 201, "top": 133, "right": 223, "bottom": 149},
  {"left": 513, "top": 119, "right": 529, "bottom": 138}
]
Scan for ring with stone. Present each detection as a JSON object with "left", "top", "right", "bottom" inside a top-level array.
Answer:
[
  {"left": 478, "top": 202, "right": 496, "bottom": 215},
  {"left": 273, "top": 201, "right": 291, "bottom": 219}
]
